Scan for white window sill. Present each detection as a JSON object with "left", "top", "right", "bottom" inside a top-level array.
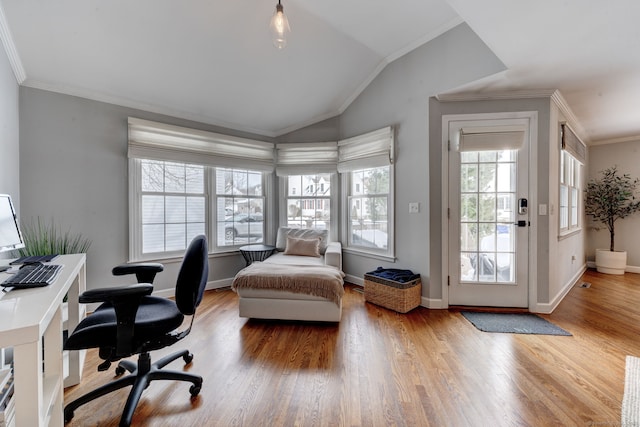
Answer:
[
  {"left": 343, "top": 247, "right": 396, "bottom": 263},
  {"left": 558, "top": 227, "right": 582, "bottom": 241}
]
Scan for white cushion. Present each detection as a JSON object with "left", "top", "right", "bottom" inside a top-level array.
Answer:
[{"left": 276, "top": 227, "right": 329, "bottom": 254}]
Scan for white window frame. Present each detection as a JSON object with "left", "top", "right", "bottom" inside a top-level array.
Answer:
[
  {"left": 338, "top": 127, "right": 395, "bottom": 260},
  {"left": 127, "top": 118, "right": 275, "bottom": 261},
  {"left": 342, "top": 165, "right": 395, "bottom": 259},
  {"left": 559, "top": 149, "right": 581, "bottom": 235},
  {"left": 279, "top": 173, "right": 338, "bottom": 241},
  {"left": 129, "top": 159, "right": 270, "bottom": 261},
  {"left": 212, "top": 168, "right": 267, "bottom": 251},
  {"left": 129, "top": 158, "right": 209, "bottom": 260}
]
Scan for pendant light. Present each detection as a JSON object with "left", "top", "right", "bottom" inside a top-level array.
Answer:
[{"left": 270, "top": 0, "right": 290, "bottom": 49}]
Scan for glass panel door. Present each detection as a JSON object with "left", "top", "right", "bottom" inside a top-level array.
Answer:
[
  {"left": 460, "top": 150, "right": 516, "bottom": 284},
  {"left": 447, "top": 116, "right": 531, "bottom": 308}
]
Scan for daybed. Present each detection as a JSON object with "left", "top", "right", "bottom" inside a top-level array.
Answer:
[{"left": 232, "top": 227, "right": 344, "bottom": 322}]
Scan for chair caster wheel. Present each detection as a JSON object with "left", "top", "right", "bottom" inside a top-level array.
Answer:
[
  {"left": 183, "top": 352, "right": 194, "bottom": 364},
  {"left": 189, "top": 384, "right": 201, "bottom": 396},
  {"left": 115, "top": 365, "right": 126, "bottom": 376},
  {"left": 64, "top": 409, "right": 74, "bottom": 423}
]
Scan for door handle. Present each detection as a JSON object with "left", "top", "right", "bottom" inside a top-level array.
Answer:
[{"left": 515, "top": 220, "right": 529, "bottom": 227}]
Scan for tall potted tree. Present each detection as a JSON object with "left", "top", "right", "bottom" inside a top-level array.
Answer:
[{"left": 585, "top": 166, "right": 640, "bottom": 274}]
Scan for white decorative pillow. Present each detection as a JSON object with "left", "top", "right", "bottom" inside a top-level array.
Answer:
[
  {"left": 276, "top": 227, "right": 329, "bottom": 254},
  {"left": 284, "top": 236, "right": 321, "bottom": 257}
]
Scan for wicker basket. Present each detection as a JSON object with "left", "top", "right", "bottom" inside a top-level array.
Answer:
[{"left": 364, "top": 273, "right": 421, "bottom": 313}]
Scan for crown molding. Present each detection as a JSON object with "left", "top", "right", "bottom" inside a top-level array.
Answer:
[
  {"left": 589, "top": 134, "right": 640, "bottom": 147},
  {"left": 549, "top": 89, "right": 589, "bottom": 144},
  {"left": 436, "top": 88, "right": 557, "bottom": 102},
  {"left": 0, "top": 3, "right": 25, "bottom": 84}
]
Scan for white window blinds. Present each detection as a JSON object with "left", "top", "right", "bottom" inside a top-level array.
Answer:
[
  {"left": 128, "top": 117, "right": 275, "bottom": 172},
  {"left": 561, "top": 124, "right": 586, "bottom": 164},
  {"left": 459, "top": 125, "right": 526, "bottom": 152},
  {"left": 337, "top": 126, "right": 394, "bottom": 173},
  {"left": 275, "top": 142, "right": 338, "bottom": 176}
]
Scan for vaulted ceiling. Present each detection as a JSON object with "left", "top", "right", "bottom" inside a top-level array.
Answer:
[{"left": 1, "top": 0, "right": 638, "bottom": 143}]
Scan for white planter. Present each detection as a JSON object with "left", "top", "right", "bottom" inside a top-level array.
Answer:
[{"left": 595, "top": 249, "right": 627, "bottom": 275}]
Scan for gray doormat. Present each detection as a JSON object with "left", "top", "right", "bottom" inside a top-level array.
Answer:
[{"left": 460, "top": 311, "right": 572, "bottom": 336}]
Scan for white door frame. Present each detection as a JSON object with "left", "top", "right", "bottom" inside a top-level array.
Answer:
[{"left": 441, "top": 111, "right": 538, "bottom": 311}]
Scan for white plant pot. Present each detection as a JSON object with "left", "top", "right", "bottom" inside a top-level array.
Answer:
[{"left": 595, "top": 249, "right": 627, "bottom": 275}]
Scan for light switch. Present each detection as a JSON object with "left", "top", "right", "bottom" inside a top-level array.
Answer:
[
  {"left": 538, "top": 204, "right": 547, "bottom": 216},
  {"left": 409, "top": 202, "right": 420, "bottom": 213}
]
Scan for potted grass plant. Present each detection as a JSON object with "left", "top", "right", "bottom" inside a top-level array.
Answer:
[
  {"left": 16, "top": 217, "right": 91, "bottom": 335},
  {"left": 17, "top": 217, "right": 92, "bottom": 258},
  {"left": 585, "top": 166, "right": 640, "bottom": 274}
]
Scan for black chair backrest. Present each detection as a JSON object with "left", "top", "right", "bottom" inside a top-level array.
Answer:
[{"left": 175, "top": 235, "right": 209, "bottom": 315}]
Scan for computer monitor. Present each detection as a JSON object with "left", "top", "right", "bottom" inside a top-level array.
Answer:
[{"left": 0, "top": 194, "right": 25, "bottom": 253}]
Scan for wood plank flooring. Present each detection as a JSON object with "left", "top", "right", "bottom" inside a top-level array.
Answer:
[{"left": 63, "top": 270, "right": 640, "bottom": 426}]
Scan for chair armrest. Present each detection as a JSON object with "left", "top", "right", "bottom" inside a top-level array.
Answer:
[
  {"left": 79, "top": 284, "right": 153, "bottom": 304},
  {"left": 80, "top": 283, "right": 154, "bottom": 359},
  {"left": 112, "top": 262, "right": 164, "bottom": 284},
  {"left": 324, "top": 241, "right": 342, "bottom": 270}
]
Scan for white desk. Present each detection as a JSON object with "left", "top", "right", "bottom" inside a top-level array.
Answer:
[{"left": 0, "top": 254, "right": 86, "bottom": 427}]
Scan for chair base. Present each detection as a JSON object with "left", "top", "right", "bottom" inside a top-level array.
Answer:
[{"left": 64, "top": 349, "right": 202, "bottom": 427}]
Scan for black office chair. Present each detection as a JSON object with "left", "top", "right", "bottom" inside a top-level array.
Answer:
[{"left": 63, "top": 235, "right": 209, "bottom": 426}]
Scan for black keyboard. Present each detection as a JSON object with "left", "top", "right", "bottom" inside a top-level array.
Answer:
[{"left": 1, "top": 264, "right": 62, "bottom": 288}]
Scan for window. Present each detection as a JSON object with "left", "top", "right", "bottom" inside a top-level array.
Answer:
[
  {"left": 560, "top": 150, "right": 581, "bottom": 233},
  {"left": 559, "top": 124, "right": 585, "bottom": 235},
  {"left": 132, "top": 159, "right": 266, "bottom": 259},
  {"left": 139, "top": 160, "right": 206, "bottom": 254},
  {"left": 128, "top": 118, "right": 274, "bottom": 260},
  {"left": 285, "top": 174, "right": 332, "bottom": 231},
  {"left": 215, "top": 168, "right": 265, "bottom": 247},
  {"left": 276, "top": 141, "right": 338, "bottom": 237},
  {"left": 338, "top": 126, "right": 394, "bottom": 257},
  {"left": 347, "top": 166, "right": 391, "bottom": 252}
]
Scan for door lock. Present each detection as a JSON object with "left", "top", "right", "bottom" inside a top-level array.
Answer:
[
  {"left": 515, "top": 220, "right": 529, "bottom": 227},
  {"left": 518, "top": 198, "right": 528, "bottom": 215}
]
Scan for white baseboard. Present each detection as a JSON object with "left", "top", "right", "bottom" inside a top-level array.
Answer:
[{"left": 532, "top": 265, "right": 586, "bottom": 314}]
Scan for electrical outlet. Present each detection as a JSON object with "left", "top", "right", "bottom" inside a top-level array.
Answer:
[{"left": 409, "top": 202, "right": 419, "bottom": 213}]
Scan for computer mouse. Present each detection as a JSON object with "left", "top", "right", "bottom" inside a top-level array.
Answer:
[{"left": 20, "top": 261, "right": 43, "bottom": 269}]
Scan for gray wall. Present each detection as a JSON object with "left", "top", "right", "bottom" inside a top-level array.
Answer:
[
  {"left": 0, "top": 42, "right": 19, "bottom": 210},
  {"left": 278, "top": 116, "right": 340, "bottom": 143},
  {"left": 336, "top": 23, "right": 506, "bottom": 296},
  {"left": 19, "top": 88, "right": 272, "bottom": 291},
  {"left": 588, "top": 139, "right": 640, "bottom": 267}
]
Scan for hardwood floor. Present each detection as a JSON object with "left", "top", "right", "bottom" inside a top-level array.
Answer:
[{"left": 63, "top": 270, "right": 640, "bottom": 426}]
